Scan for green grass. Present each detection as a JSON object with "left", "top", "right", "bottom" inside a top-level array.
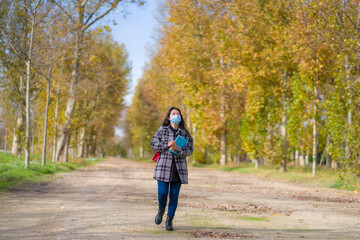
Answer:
[
  {"left": 188, "top": 161, "right": 360, "bottom": 192},
  {"left": 241, "top": 217, "right": 269, "bottom": 221},
  {"left": 0, "top": 152, "right": 102, "bottom": 192}
]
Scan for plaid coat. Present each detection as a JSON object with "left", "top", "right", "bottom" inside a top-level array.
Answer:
[{"left": 151, "top": 125, "right": 193, "bottom": 184}]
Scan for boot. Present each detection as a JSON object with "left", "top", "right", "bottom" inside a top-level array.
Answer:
[
  {"left": 155, "top": 207, "right": 165, "bottom": 225},
  {"left": 165, "top": 216, "right": 174, "bottom": 231}
]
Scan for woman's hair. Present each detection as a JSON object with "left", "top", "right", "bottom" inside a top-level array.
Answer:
[{"left": 162, "top": 106, "right": 190, "bottom": 136}]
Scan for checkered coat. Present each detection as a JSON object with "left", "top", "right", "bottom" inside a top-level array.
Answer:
[{"left": 151, "top": 125, "right": 193, "bottom": 184}]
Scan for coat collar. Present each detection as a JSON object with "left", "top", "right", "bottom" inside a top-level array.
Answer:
[{"left": 165, "top": 124, "right": 185, "bottom": 135}]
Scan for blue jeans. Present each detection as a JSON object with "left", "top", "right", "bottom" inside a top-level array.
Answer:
[{"left": 157, "top": 180, "right": 182, "bottom": 218}]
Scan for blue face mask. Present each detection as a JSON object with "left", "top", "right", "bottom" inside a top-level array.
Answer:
[{"left": 170, "top": 115, "right": 181, "bottom": 125}]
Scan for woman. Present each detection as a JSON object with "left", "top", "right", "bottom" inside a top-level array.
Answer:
[{"left": 151, "top": 106, "right": 193, "bottom": 231}]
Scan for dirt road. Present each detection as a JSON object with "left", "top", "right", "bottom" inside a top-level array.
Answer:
[{"left": 0, "top": 157, "right": 360, "bottom": 239}]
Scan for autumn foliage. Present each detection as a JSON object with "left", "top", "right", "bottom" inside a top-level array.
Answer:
[{"left": 126, "top": 0, "right": 360, "bottom": 176}]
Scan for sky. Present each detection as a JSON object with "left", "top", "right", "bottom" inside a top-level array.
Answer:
[
  {"left": 101, "top": 1, "right": 160, "bottom": 136},
  {"left": 110, "top": 1, "right": 158, "bottom": 105}
]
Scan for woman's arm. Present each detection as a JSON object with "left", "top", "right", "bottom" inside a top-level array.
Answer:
[{"left": 151, "top": 127, "right": 168, "bottom": 152}]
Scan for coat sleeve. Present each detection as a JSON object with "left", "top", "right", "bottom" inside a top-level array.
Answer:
[
  {"left": 178, "top": 134, "right": 193, "bottom": 158},
  {"left": 151, "top": 127, "right": 168, "bottom": 152}
]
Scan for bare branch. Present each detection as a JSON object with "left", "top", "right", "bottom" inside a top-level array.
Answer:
[
  {"left": 345, "top": 11, "right": 360, "bottom": 32},
  {"left": 0, "top": 29, "right": 21, "bottom": 56},
  {"left": 83, "top": 0, "right": 121, "bottom": 31},
  {"left": 50, "top": 0, "right": 75, "bottom": 22},
  {"left": 84, "top": 0, "right": 107, "bottom": 26},
  {"left": 81, "top": 0, "right": 89, "bottom": 7}
]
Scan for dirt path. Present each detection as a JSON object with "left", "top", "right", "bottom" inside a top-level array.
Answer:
[{"left": 0, "top": 157, "right": 360, "bottom": 239}]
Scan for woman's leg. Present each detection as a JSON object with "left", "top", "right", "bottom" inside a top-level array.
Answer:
[
  {"left": 157, "top": 180, "right": 169, "bottom": 208},
  {"left": 167, "top": 181, "right": 182, "bottom": 217}
]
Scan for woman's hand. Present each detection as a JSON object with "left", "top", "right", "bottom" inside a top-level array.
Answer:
[
  {"left": 168, "top": 141, "right": 176, "bottom": 148},
  {"left": 170, "top": 144, "right": 177, "bottom": 151}
]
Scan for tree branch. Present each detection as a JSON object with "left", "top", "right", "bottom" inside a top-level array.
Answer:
[
  {"left": 0, "top": 28, "right": 22, "bottom": 56},
  {"left": 83, "top": 0, "right": 107, "bottom": 26},
  {"left": 50, "top": 0, "right": 75, "bottom": 22},
  {"left": 81, "top": 0, "right": 89, "bottom": 7},
  {"left": 83, "top": 0, "right": 121, "bottom": 31}
]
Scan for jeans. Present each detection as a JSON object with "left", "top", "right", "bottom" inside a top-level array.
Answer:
[{"left": 157, "top": 180, "right": 182, "bottom": 218}]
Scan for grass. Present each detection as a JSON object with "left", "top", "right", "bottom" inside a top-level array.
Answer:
[
  {"left": 188, "top": 161, "right": 360, "bottom": 192},
  {"left": 241, "top": 217, "right": 269, "bottom": 221},
  {"left": 0, "top": 152, "right": 102, "bottom": 192}
]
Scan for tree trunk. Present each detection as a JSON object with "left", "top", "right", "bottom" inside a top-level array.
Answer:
[
  {"left": 312, "top": 87, "right": 318, "bottom": 176},
  {"left": 280, "top": 71, "right": 288, "bottom": 172},
  {"left": 25, "top": 16, "right": 35, "bottom": 168},
  {"left": 52, "top": 60, "right": 63, "bottom": 163},
  {"left": 331, "top": 159, "right": 337, "bottom": 169},
  {"left": 295, "top": 150, "right": 299, "bottom": 166},
  {"left": 62, "top": 133, "right": 70, "bottom": 162},
  {"left": 12, "top": 112, "right": 24, "bottom": 156},
  {"left": 345, "top": 55, "right": 352, "bottom": 162},
  {"left": 254, "top": 159, "right": 259, "bottom": 169},
  {"left": 140, "top": 144, "right": 144, "bottom": 158},
  {"left": 56, "top": 8, "right": 83, "bottom": 162},
  {"left": 41, "top": 78, "right": 51, "bottom": 165},
  {"left": 12, "top": 74, "right": 25, "bottom": 156},
  {"left": 5, "top": 127, "right": 7, "bottom": 156},
  {"left": 299, "top": 148, "right": 305, "bottom": 166},
  {"left": 305, "top": 149, "right": 309, "bottom": 166},
  {"left": 77, "top": 126, "right": 86, "bottom": 158},
  {"left": 220, "top": 127, "right": 227, "bottom": 166},
  {"left": 326, "top": 134, "right": 331, "bottom": 168}
]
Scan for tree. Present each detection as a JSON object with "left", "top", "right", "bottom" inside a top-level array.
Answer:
[{"left": 52, "top": 0, "right": 144, "bottom": 162}]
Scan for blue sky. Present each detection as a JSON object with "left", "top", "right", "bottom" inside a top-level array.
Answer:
[
  {"left": 108, "top": 1, "right": 159, "bottom": 105},
  {"left": 101, "top": 1, "right": 159, "bottom": 136}
]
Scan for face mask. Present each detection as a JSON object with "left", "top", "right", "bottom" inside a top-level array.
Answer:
[{"left": 170, "top": 115, "right": 181, "bottom": 125}]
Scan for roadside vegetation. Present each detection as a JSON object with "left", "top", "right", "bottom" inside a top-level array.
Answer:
[{"left": 0, "top": 152, "right": 101, "bottom": 192}]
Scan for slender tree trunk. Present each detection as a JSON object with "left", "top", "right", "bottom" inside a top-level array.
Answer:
[
  {"left": 56, "top": 8, "right": 83, "bottom": 162},
  {"left": 12, "top": 113, "right": 24, "bottom": 156},
  {"left": 41, "top": 78, "right": 51, "bottom": 165},
  {"left": 299, "top": 148, "right": 305, "bottom": 166},
  {"left": 295, "top": 150, "right": 299, "bottom": 166},
  {"left": 219, "top": 56, "right": 228, "bottom": 166},
  {"left": 25, "top": 17, "right": 35, "bottom": 168},
  {"left": 326, "top": 134, "right": 331, "bottom": 168},
  {"left": 331, "top": 158, "right": 337, "bottom": 169},
  {"left": 12, "top": 75, "right": 25, "bottom": 156},
  {"left": 52, "top": 60, "right": 63, "bottom": 163},
  {"left": 312, "top": 86, "right": 318, "bottom": 176},
  {"left": 62, "top": 133, "right": 70, "bottom": 162},
  {"left": 31, "top": 123, "right": 36, "bottom": 155},
  {"left": 220, "top": 127, "right": 227, "bottom": 166},
  {"left": 319, "top": 149, "right": 326, "bottom": 167},
  {"left": 5, "top": 127, "right": 7, "bottom": 156},
  {"left": 140, "top": 144, "right": 144, "bottom": 158},
  {"left": 280, "top": 70, "right": 287, "bottom": 172},
  {"left": 77, "top": 126, "right": 86, "bottom": 158},
  {"left": 344, "top": 55, "right": 352, "bottom": 162},
  {"left": 254, "top": 158, "right": 259, "bottom": 169}
]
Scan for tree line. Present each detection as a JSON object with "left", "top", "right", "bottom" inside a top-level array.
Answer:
[
  {"left": 125, "top": 0, "right": 360, "bottom": 176},
  {"left": 0, "top": 0, "right": 143, "bottom": 167}
]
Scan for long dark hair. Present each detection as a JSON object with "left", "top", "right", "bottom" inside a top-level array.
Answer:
[{"left": 162, "top": 106, "right": 190, "bottom": 136}]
